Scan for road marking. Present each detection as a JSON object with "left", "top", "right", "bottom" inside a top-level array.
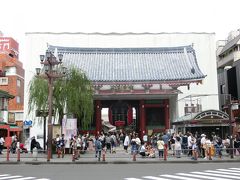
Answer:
[
  {"left": 216, "top": 169, "right": 240, "bottom": 173},
  {"left": 0, "top": 174, "right": 50, "bottom": 180},
  {"left": 142, "top": 176, "right": 170, "bottom": 180},
  {"left": 124, "top": 167, "right": 240, "bottom": 180},
  {"left": 205, "top": 170, "right": 240, "bottom": 176},
  {"left": 11, "top": 177, "right": 36, "bottom": 180},
  {"left": 0, "top": 176, "right": 22, "bottom": 180},
  {"left": 230, "top": 168, "right": 240, "bottom": 171},
  {"left": 177, "top": 172, "right": 233, "bottom": 180},
  {"left": 191, "top": 171, "right": 240, "bottom": 179},
  {"left": 161, "top": 174, "right": 201, "bottom": 180}
]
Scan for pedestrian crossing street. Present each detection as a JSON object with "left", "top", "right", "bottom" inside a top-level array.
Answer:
[
  {"left": 0, "top": 174, "right": 50, "bottom": 180},
  {"left": 125, "top": 168, "right": 240, "bottom": 180}
]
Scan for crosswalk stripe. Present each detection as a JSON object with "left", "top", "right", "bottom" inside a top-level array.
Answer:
[
  {"left": 191, "top": 172, "right": 240, "bottom": 179},
  {"left": 142, "top": 176, "right": 170, "bottom": 180},
  {"left": 230, "top": 168, "right": 240, "bottom": 171},
  {"left": 0, "top": 176, "right": 22, "bottom": 180},
  {"left": 124, "top": 167, "right": 240, "bottom": 180},
  {"left": 205, "top": 170, "right": 240, "bottom": 176},
  {"left": 161, "top": 174, "right": 201, "bottom": 180},
  {"left": 11, "top": 177, "right": 36, "bottom": 180},
  {"left": 177, "top": 172, "right": 232, "bottom": 180},
  {"left": 0, "top": 176, "right": 9, "bottom": 178},
  {"left": 216, "top": 169, "right": 240, "bottom": 173}
]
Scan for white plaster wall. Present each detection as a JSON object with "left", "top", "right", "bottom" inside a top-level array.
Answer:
[{"left": 24, "top": 32, "right": 218, "bottom": 136}]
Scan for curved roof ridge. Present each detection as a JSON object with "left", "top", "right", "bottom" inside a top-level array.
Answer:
[
  {"left": 48, "top": 45, "right": 194, "bottom": 53},
  {"left": 26, "top": 32, "right": 215, "bottom": 35}
]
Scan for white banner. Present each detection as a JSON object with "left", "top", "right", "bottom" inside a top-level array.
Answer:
[{"left": 62, "top": 118, "right": 77, "bottom": 148}]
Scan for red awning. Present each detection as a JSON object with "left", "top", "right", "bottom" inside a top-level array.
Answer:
[{"left": 9, "top": 125, "right": 22, "bottom": 132}]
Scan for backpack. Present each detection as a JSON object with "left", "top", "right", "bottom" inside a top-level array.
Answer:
[{"left": 96, "top": 140, "right": 102, "bottom": 149}]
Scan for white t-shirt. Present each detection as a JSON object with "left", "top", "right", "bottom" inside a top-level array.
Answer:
[
  {"left": 124, "top": 135, "right": 130, "bottom": 146},
  {"left": 0, "top": 137, "right": 5, "bottom": 145},
  {"left": 143, "top": 135, "right": 148, "bottom": 142}
]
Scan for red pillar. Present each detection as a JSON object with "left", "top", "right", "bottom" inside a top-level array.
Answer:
[
  {"left": 164, "top": 99, "right": 170, "bottom": 130},
  {"left": 139, "top": 100, "right": 146, "bottom": 139},
  {"left": 95, "top": 100, "right": 102, "bottom": 135}
]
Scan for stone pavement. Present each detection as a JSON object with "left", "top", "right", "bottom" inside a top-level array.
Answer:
[{"left": 0, "top": 147, "right": 239, "bottom": 164}]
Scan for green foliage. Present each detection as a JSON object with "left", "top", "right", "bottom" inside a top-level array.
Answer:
[
  {"left": 28, "top": 67, "right": 94, "bottom": 129},
  {"left": 28, "top": 77, "right": 48, "bottom": 114}
]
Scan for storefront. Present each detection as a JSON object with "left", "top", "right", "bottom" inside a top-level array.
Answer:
[{"left": 173, "top": 110, "right": 230, "bottom": 138}]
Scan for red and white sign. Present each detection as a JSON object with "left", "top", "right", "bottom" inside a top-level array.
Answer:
[{"left": 0, "top": 37, "right": 19, "bottom": 54}]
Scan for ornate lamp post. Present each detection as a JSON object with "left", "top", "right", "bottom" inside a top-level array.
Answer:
[{"left": 36, "top": 50, "right": 66, "bottom": 161}]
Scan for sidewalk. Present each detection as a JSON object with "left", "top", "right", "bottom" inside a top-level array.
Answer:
[{"left": 0, "top": 147, "right": 239, "bottom": 164}]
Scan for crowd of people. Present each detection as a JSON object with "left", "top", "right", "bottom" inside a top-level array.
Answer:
[
  {"left": 50, "top": 130, "right": 240, "bottom": 161},
  {"left": 1, "top": 130, "right": 239, "bottom": 162},
  {"left": 68, "top": 130, "right": 240, "bottom": 160}
]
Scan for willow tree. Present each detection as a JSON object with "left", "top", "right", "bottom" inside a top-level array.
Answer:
[{"left": 28, "top": 67, "right": 94, "bottom": 129}]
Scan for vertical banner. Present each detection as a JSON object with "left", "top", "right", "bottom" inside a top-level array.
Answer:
[{"left": 62, "top": 118, "right": 77, "bottom": 148}]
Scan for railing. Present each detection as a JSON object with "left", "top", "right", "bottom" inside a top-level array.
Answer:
[{"left": 0, "top": 145, "right": 239, "bottom": 162}]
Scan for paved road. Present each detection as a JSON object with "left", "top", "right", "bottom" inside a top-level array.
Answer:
[{"left": 0, "top": 163, "right": 239, "bottom": 180}]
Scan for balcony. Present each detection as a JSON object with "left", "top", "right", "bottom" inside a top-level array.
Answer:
[{"left": 217, "top": 51, "right": 240, "bottom": 68}]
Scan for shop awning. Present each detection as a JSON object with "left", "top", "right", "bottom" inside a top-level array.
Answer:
[
  {"left": 0, "top": 122, "right": 22, "bottom": 132},
  {"left": 9, "top": 124, "right": 22, "bottom": 132},
  {"left": 173, "top": 109, "right": 229, "bottom": 126}
]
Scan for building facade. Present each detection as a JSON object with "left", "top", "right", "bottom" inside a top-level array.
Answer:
[
  {"left": 0, "top": 36, "right": 25, "bottom": 130},
  {"left": 216, "top": 29, "right": 240, "bottom": 135}
]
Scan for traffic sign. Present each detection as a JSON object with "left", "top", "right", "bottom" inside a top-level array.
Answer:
[{"left": 24, "top": 120, "right": 32, "bottom": 126}]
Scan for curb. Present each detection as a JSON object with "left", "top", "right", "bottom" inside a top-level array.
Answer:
[{"left": 0, "top": 159, "right": 239, "bottom": 165}]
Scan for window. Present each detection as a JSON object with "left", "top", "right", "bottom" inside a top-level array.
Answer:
[
  {"left": 17, "top": 79, "right": 21, "bottom": 87},
  {"left": 220, "top": 84, "right": 225, "bottom": 94},
  {"left": 15, "top": 112, "right": 23, "bottom": 120},
  {"left": 17, "top": 79, "right": 20, "bottom": 87},
  {"left": 16, "top": 96, "right": 21, "bottom": 104},
  {"left": 0, "top": 77, "right": 8, "bottom": 85}
]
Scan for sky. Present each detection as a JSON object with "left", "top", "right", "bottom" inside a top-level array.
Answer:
[{"left": 0, "top": 0, "right": 240, "bottom": 60}]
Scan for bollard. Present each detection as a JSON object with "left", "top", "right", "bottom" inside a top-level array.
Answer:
[
  {"left": 72, "top": 149, "right": 75, "bottom": 162},
  {"left": 132, "top": 152, "right": 136, "bottom": 161},
  {"left": 208, "top": 146, "right": 212, "bottom": 160},
  {"left": 33, "top": 147, "right": 38, "bottom": 161},
  {"left": 17, "top": 148, "right": 20, "bottom": 162},
  {"left": 57, "top": 148, "right": 61, "bottom": 158},
  {"left": 102, "top": 150, "right": 106, "bottom": 162},
  {"left": 194, "top": 149, "right": 197, "bottom": 160},
  {"left": 6, "top": 147, "right": 10, "bottom": 162},
  {"left": 47, "top": 148, "right": 50, "bottom": 162},
  {"left": 164, "top": 147, "right": 167, "bottom": 161}
]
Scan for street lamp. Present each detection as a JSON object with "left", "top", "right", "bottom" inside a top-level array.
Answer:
[{"left": 36, "top": 50, "right": 66, "bottom": 161}]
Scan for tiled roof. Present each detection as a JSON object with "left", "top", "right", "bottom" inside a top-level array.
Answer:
[{"left": 48, "top": 45, "right": 205, "bottom": 82}]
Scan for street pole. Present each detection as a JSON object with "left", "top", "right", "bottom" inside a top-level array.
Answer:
[
  {"left": 43, "top": 116, "right": 46, "bottom": 151},
  {"left": 47, "top": 63, "right": 54, "bottom": 161},
  {"left": 228, "top": 102, "right": 234, "bottom": 159},
  {"left": 36, "top": 50, "right": 66, "bottom": 161}
]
